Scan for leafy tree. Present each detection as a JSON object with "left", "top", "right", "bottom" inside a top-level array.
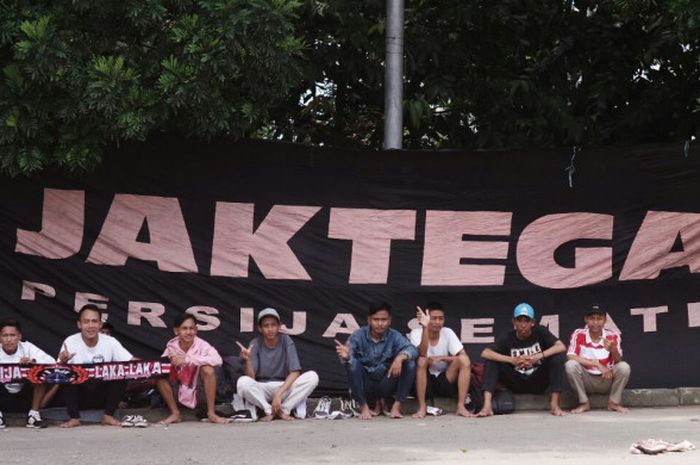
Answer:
[
  {"left": 0, "top": 0, "right": 304, "bottom": 176},
  {"left": 274, "top": 0, "right": 700, "bottom": 150},
  {"left": 2, "top": 0, "right": 699, "bottom": 176}
]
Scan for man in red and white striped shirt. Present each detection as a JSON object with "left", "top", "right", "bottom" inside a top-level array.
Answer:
[{"left": 565, "top": 304, "right": 631, "bottom": 414}]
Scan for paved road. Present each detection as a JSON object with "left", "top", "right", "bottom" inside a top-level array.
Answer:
[{"left": 2, "top": 406, "right": 699, "bottom": 464}]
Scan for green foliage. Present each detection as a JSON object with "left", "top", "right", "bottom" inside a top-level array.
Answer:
[
  {"left": 2, "top": 0, "right": 699, "bottom": 175},
  {"left": 271, "top": 0, "right": 700, "bottom": 150},
  {"left": 0, "top": 0, "right": 304, "bottom": 176}
]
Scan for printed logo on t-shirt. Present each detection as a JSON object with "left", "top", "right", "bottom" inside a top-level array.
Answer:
[
  {"left": 510, "top": 342, "right": 543, "bottom": 375},
  {"left": 92, "top": 355, "right": 105, "bottom": 364}
]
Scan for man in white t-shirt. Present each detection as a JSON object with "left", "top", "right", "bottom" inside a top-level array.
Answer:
[
  {"left": 409, "top": 302, "right": 473, "bottom": 418},
  {"left": 57, "top": 305, "right": 133, "bottom": 428},
  {"left": 0, "top": 319, "right": 56, "bottom": 428}
]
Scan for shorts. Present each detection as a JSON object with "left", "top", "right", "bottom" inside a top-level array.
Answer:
[{"left": 426, "top": 372, "right": 458, "bottom": 398}]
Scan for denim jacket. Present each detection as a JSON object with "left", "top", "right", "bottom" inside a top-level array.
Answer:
[{"left": 347, "top": 326, "right": 418, "bottom": 379}]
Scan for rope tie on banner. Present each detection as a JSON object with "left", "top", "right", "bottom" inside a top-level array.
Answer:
[{"left": 564, "top": 146, "right": 578, "bottom": 188}]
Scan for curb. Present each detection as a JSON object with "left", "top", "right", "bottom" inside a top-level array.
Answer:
[{"left": 4, "top": 387, "right": 700, "bottom": 426}]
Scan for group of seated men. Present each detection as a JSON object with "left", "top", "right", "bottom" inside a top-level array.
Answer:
[
  {"left": 0, "top": 301, "right": 630, "bottom": 428},
  {"left": 335, "top": 301, "right": 630, "bottom": 419}
]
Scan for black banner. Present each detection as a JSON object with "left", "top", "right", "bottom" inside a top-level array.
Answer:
[{"left": 1, "top": 137, "right": 699, "bottom": 391}]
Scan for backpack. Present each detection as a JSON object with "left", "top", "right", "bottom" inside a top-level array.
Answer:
[{"left": 467, "top": 362, "right": 515, "bottom": 414}]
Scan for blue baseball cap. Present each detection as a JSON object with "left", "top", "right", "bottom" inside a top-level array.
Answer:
[{"left": 513, "top": 303, "right": 535, "bottom": 319}]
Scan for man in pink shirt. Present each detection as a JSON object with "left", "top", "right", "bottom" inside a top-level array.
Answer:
[
  {"left": 157, "top": 312, "right": 230, "bottom": 424},
  {"left": 565, "top": 304, "right": 631, "bottom": 413}
]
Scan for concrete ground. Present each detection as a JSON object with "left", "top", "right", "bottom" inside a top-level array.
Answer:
[{"left": 2, "top": 405, "right": 699, "bottom": 465}]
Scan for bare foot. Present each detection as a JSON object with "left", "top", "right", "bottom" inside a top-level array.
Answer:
[
  {"left": 370, "top": 400, "right": 382, "bottom": 417},
  {"left": 607, "top": 401, "right": 629, "bottom": 413},
  {"left": 101, "top": 415, "right": 122, "bottom": 426},
  {"left": 278, "top": 411, "right": 294, "bottom": 421},
  {"left": 259, "top": 414, "right": 274, "bottom": 422},
  {"left": 456, "top": 406, "right": 476, "bottom": 418},
  {"left": 208, "top": 413, "right": 232, "bottom": 424},
  {"left": 159, "top": 413, "right": 182, "bottom": 425},
  {"left": 359, "top": 405, "right": 372, "bottom": 420},
  {"left": 60, "top": 418, "right": 81, "bottom": 428},
  {"left": 412, "top": 406, "right": 427, "bottom": 419},
  {"left": 550, "top": 406, "right": 566, "bottom": 416},
  {"left": 476, "top": 407, "right": 494, "bottom": 417},
  {"left": 571, "top": 402, "right": 591, "bottom": 414},
  {"left": 388, "top": 402, "right": 403, "bottom": 419}
]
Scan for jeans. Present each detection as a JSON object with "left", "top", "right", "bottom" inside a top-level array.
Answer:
[{"left": 345, "top": 358, "right": 416, "bottom": 406}]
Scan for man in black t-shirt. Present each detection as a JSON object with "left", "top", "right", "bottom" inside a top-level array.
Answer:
[{"left": 476, "top": 303, "right": 566, "bottom": 417}]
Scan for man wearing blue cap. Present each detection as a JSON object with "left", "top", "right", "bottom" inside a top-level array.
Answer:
[{"left": 476, "top": 303, "right": 567, "bottom": 417}]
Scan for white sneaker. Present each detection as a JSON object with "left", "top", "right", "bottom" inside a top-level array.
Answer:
[
  {"left": 0, "top": 411, "right": 6, "bottom": 429},
  {"left": 26, "top": 410, "right": 46, "bottom": 428},
  {"left": 426, "top": 405, "right": 444, "bottom": 416},
  {"left": 132, "top": 415, "right": 148, "bottom": 428},
  {"left": 313, "top": 396, "right": 332, "bottom": 419},
  {"left": 120, "top": 415, "right": 134, "bottom": 427}
]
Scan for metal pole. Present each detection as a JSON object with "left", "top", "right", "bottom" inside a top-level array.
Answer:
[{"left": 383, "top": 0, "right": 404, "bottom": 150}]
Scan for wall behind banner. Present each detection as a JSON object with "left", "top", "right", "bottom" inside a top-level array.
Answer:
[{"left": 2, "top": 138, "right": 700, "bottom": 391}]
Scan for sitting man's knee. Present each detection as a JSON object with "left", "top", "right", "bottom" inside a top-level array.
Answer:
[
  {"left": 304, "top": 370, "right": 320, "bottom": 385},
  {"left": 457, "top": 353, "right": 470, "bottom": 369},
  {"left": 200, "top": 365, "right": 215, "bottom": 377},
  {"left": 237, "top": 375, "right": 255, "bottom": 392},
  {"left": 615, "top": 361, "right": 631, "bottom": 376},
  {"left": 565, "top": 359, "right": 581, "bottom": 373}
]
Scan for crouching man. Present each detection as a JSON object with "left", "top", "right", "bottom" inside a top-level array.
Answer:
[
  {"left": 0, "top": 319, "right": 55, "bottom": 428},
  {"left": 410, "top": 303, "right": 473, "bottom": 418},
  {"left": 58, "top": 305, "right": 134, "bottom": 428},
  {"left": 237, "top": 308, "right": 319, "bottom": 421},
  {"left": 477, "top": 303, "right": 567, "bottom": 417},
  {"left": 336, "top": 302, "right": 418, "bottom": 420},
  {"left": 158, "top": 312, "right": 230, "bottom": 424},
  {"left": 566, "top": 304, "right": 631, "bottom": 414}
]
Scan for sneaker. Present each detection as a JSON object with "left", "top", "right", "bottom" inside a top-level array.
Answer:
[
  {"left": 120, "top": 415, "right": 135, "bottom": 427},
  {"left": 313, "top": 396, "right": 332, "bottom": 419},
  {"left": 340, "top": 398, "right": 360, "bottom": 418},
  {"left": 0, "top": 411, "right": 6, "bottom": 429},
  {"left": 230, "top": 410, "right": 255, "bottom": 423},
  {"left": 26, "top": 410, "right": 46, "bottom": 429},
  {"left": 132, "top": 415, "right": 148, "bottom": 428},
  {"left": 426, "top": 405, "right": 444, "bottom": 416}
]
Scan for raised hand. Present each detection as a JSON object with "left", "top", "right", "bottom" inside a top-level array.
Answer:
[
  {"left": 335, "top": 339, "right": 350, "bottom": 360},
  {"left": 236, "top": 340, "right": 254, "bottom": 361},
  {"left": 416, "top": 306, "right": 430, "bottom": 327},
  {"left": 603, "top": 337, "right": 616, "bottom": 353},
  {"left": 58, "top": 343, "right": 76, "bottom": 364}
]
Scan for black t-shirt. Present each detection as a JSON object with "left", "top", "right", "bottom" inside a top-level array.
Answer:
[{"left": 489, "top": 325, "right": 558, "bottom": 375}]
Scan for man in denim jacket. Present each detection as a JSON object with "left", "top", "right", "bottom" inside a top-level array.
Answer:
[{"left": 336, "top": 302, "right": 417, "bottom": 420}]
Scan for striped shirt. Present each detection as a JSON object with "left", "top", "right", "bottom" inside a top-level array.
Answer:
[{"left": 567, "top": 327, "right": 622, "bottom": 375}]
